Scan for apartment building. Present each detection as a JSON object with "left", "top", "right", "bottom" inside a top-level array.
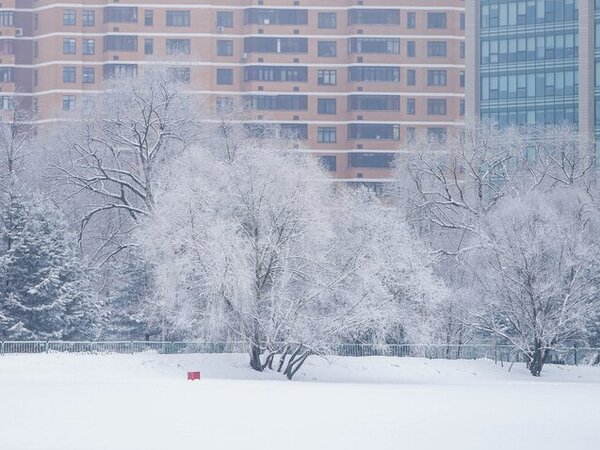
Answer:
[
  {"left": 466, "top": 0, "right": 597, "bottom": 142},
  {"left": 1, "top": 0, "right": 465, "bottom": 180}
]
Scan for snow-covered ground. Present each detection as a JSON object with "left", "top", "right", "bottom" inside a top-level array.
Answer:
[{"left": 1, "top": 353, "right": 599, "bottom": 450}]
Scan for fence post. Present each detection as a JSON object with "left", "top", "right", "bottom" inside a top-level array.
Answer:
[
  {"left": 494, "top": 343, "right": 498, "bottom": 364},
  {"left": 130, "top": 341, "right": 134, "bottom": 355},
  {"left": 0, "top": 341, "right": 3, "bottom": 356},
  {"left": 45, "top": 341, "right": 49, "bottom": 354},
  {"left": 573, "top": 343, "right": 578, "bottom": 366}
]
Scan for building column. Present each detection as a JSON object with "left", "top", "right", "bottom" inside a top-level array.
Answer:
[
  {"left": 579, "top": 0, "right": 595, "bottom": 142},
  {"left": 465, "top": 0, "right": 480, "bottom": 121}
]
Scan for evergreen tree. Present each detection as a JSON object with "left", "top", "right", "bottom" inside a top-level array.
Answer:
[
  {"left": 0, "top": 197, "right": 101, "bottom": 340},
  {"left": 102, "top": 250, "right": 153, "bottom": 340}
]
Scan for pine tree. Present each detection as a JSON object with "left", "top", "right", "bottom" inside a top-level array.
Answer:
[
  {"left": 0, "top": 197, "right": 101, "bottom": 340},
  {"left": 102, "top": 250, "right": 153, "bottom": 340}
]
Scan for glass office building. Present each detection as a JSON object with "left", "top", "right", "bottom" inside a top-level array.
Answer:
[{"left": 466, "top": 0, "right": 596, "bottom": 140}]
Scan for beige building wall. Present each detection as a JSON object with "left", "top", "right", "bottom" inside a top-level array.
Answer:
[{"left": 2, "top": 0, "right": 465, "bottom": 180}]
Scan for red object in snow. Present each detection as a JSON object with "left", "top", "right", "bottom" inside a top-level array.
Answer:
[{"left": 187, "top": 371, "right": 201, "bottom": 381}]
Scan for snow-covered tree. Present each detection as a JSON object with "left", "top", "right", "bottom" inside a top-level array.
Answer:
[
  {"left": 465, "top": 188, "right": 600, "bottom": 376},
  {"left": 52, "top": 66, "right": 200, "bottom": 264},
  {"left": 139, "top": 122, "right": 443, "bottom": 378},
  {"left": 0, "top": 197, "right": 102, "bottom": 340},
  {"left": 101, "top": 249, "right": 155, "bottom": 340}
]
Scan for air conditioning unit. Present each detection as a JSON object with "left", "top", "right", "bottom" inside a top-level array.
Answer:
[
  {"left": 15, "top": 28, "right": 23, "bottom": 37},
  {"left": 241, "top": 52, "right": 248, "bottom": 60},
  {"left": 217, "top": 26, "right": 224, "bottom": 32},
  {"left": 263, "top": 19, "right": 270, "bottom": 25}
]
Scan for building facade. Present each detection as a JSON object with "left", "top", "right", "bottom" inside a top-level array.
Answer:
[
  {"left": 466, "top": 0, "right": 597, "bottom": 142},
  {"left": 0, "top": 0, "right": 465, "bottom": 181}
]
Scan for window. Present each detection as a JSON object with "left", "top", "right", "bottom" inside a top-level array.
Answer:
[
  {"left": 0, "top": 12, "right": 14, "bottom": 27},
  {"left": 348, "top": 95, "right": 400, "bottom": 111},
  {"left": 460, "top": 13, "right": 465, "bottom": 30},
  {"left": 217, "top": 68, "right": 233, "bottom": 85},
  {"left": 34, "top": 13, "right": 38, "bottom": 29},
  {"left": 318, "top": 127, "right": 336, "bottom": 143},
  {"left": 427, "top": 12, "right": 447, "bottom": 28},
  {"left": 104, "top": 36, "right": 138, "bottom": 52},
  {"left": 63, "top": 66, "right": 76, "bottom": 83},
  {"left": 460, "top": 70, "right": 465, "bottom": 87},
  {"left": 244, "top": 37, "right": 308, "bottom": 53},
  {"left": 407, "top": 98, "right": 416, "bottom": 115},
  {"left": 317, "top": 98, "right": 336, "bottom": 114},
  {"left": 244, "top": 8, "right": 308, "bottom": 25},
  {"left": 407, "top": 69, "right": 416, "bottom": 86},
  {"left": 63, "top": 95, "right": 76, "bottom": 111},
  {"left": 348, "top": 153, "right": 394, "bottom": 168},
  {"left": 427, "top": 99, "right": 447, "bottom": 115},
  {"left": 407, "top": 41, "right": 416, "bottom": 57},
  {"left": 103, "top": 64, "right": 138, "bottom": 79},
  {"left": 63, "top": 39, "right": 76, "bottom": 54},
  {"left": 318, "top": 69, "right": 336, "bottom": 85},
  {"left": 144, "top": 38, "right": 153, "bottom": 55},
  {"left": 348, "top": 38, "right": 400, "bottom": 54},
  {"left": 407, "top": 127, "right": 416, "bottom": 143},
  {"left": 33, "top": 70, "right": 37, "bottom": 86},
  {"left": 83, "top": 39, "right": 95, "bottom": 55},
  {"left": 63, "top": 9, "right": 76, "bottom": 26},
  {"left": 460, "top": 99, "right": 465, "bottom": 116},
  {"left": 348, "top": 124, "right": 400, "bottom": 140},
  {"left": 428, "top": 127, "right": 447, "bottom": 141},
  {"left": 167, "top": 10, "right": 191, "bottom": 26},
  {"left": 348, "top": 9, "right": 400, "bottom": 25},
  {"left": 166, "top": 39, "right": 190, "bottom": 55},
  {"left": 168, "top": 67, "right": 191, "bottom": 83},
  {"left": 83, "top": 10, "right": 95, "bottom": 27},
  {"left": 460, "top": 42, "right": 465, "bottom": 59},
  {"left": 348, "top": 66, "right": 400, "bottom": 82},
  {"left": 82, "top": 67, "right": 95, "bottom": 84},
  {"left": 0, "top": 40, "right": 14, "bottom": 55},
  {"left": 407, "top": 11, "right": 416, "bottom": 28},
  {"left": 279, "top": 124, "right": 308, "bottom": 140},
  {"left": 319, "top": 155, "right": 336, "bottom": 171},
  {"left": 217, "top": 40, "right": 233, "bottom": 56},
  {"left": 244, "top": 66, "right": 307, "bottom": 82},
  {"left": 318, "top": 41, "right": 337, "bottom": 57},
  {"left": 427, "top": 41, "right": 447, "bottom": 57},
  {"left": 318, "top": 12, "right": 336, "bottom": 28},
  {"left": 0, "top": 68, "right": 14, "bottom": 82},
  {"left": 104, "top": 7, "right": 138, "bottom": 23},
  {"left": 144, "top": 10, "right": 154, "bottom": 26},
  {"left": 0, "top": 96, "right": 12, "bottom": 111},
  {"left": 246, "top": 95, "right": 308, "bottom": 110},
  {"left": 427, "top": 70, "right": 447, "bottom": 86},
  {"left": 216, "top": 97, "right": 234, "bottom": 113},
  {"left": 217, "top": 11, "right": 233, "bottom": 27}
]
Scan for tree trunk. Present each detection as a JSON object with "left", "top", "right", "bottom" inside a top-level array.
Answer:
[
  {"left": 285, "top": 350, "right": 311, "bottom": 380},
  {"left": 249, "top": 343, "right": 263, "bottom": 372},
  {"left": 277, "top": 345, "right": 290, "bottom": 372},
  {"left": 528, "top": 341, "right": 547, "bottom": 377}
]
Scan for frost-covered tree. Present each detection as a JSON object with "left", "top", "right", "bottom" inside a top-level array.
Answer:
[
  {"left": 397, "top": 121, "right": 599, "bottom": 374},
  {"left": 52, "top": 67, "right": 200, "bottom": 264},
  {"left": 400, "top": 121, "right": 595, "bottom": 256},
  {"left": 101, "top": 249, "right": 154, "bottom": 340},
  {"left": 140, "top": 122, "right": 443, "bottom": 378},
  {"left": 0, "top": 198, "right": 102, "bottom": 340},
  {"left": 465, "top": 188, "right": 600, "bottom": 376}
]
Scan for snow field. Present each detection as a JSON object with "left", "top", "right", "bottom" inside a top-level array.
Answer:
[{"left": 1, "top": 353, "right": 599, "bottom": 450}]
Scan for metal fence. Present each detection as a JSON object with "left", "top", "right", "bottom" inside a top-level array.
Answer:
[{"left": 0, "top": 341, "right": 598, "bottom": 366}]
